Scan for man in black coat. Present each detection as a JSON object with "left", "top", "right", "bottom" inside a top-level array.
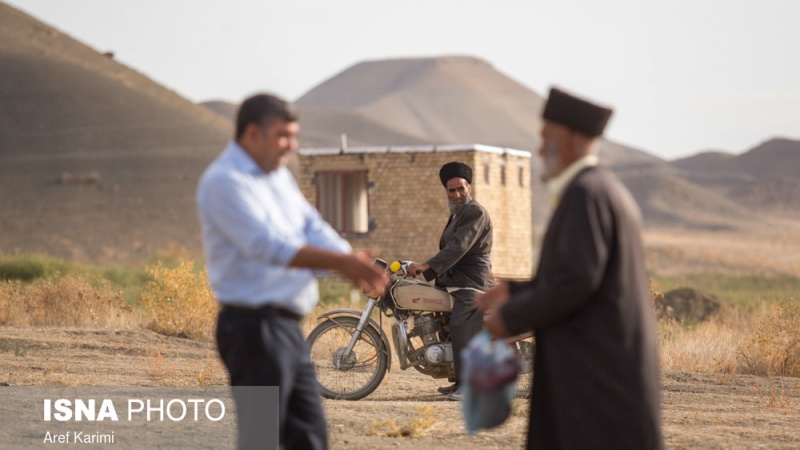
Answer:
[
  {"left": 478, "top": 88, "right": 664, "bottom": 449},
  {"left": 408, "top": 162, "right": 494, "bottom": 400}
]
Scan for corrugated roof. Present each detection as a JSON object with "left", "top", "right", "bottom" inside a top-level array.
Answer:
[{"left": 298, "top": 143, "right": 532, "bottom": 158}]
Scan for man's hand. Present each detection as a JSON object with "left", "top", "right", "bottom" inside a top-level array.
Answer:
[
  {"left": 483, "top": 303, "right": 511, "bottom": 338},
  {"left": 406, "top": 262, "right": 430, "bottom": 279},
  {"left": 474, "top": 281, "right": 509, "bottom": 311},
  {"left": 339, "top": 251, "right": 389, "bottom": 295},
  {"left": 289, "top": 246, "right": 388, "bottom": 295},
  {"left": 475, "top": 282, "right": 511, "bottom": 338}
]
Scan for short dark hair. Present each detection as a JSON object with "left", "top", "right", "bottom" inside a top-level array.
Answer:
[{"left": 235, "top": 93, "right": 299, "bottom": 139}]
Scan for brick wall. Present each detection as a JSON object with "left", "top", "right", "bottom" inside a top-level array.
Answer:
[{"left": 297, "top": 149, "right": 533, "bottom": 280}]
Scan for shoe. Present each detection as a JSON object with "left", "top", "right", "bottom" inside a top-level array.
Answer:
[
  {"left": 446, "top": 387, "right": 463, "bottom": 401},
  {"left": 437, "top": 383, "right": 459, "bottom": 395}
]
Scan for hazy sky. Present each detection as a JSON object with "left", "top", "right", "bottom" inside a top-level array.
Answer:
[{"left": 6, "top": 0, "right": 799, "bottom": 160}]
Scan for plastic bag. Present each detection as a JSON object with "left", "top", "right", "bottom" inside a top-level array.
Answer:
[{"left": 460, "top": 330, "right": 521, "bottom": 434}]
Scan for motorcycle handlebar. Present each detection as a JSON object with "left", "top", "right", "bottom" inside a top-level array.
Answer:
[{"left": 374, "top": 259, "right": 420, "bottom": 279}]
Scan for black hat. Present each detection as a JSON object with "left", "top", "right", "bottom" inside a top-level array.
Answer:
[
  {"left": 542, "top": 87, "right": 613, "bottom": 137},
  {"left": 439, "top": 161, "right": 473, "bottom": 187}
]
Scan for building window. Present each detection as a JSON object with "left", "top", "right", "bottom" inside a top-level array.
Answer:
[
  {"left": 316, "top": 171, "right": 369, "bottom": 233},
  {"left": 518, "top": 166, "right": 525, "bottom": 187},
  {"left": 483, "top": 161, "right": 490, "bottom": 185},
  {"left": 499, "top": 160, "right": 506, "bottom": 186}
]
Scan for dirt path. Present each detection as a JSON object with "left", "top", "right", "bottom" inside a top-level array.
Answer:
[{"left": 1, "top": 326, "right": 799, "bottom": 449}]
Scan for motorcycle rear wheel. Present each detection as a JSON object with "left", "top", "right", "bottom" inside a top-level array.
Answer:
[
  {"left": 306, "top": 316, "right": 388, "bottom": 400},
  {"left": 513, "top": 339, "right": 535, "bottom": 399}
]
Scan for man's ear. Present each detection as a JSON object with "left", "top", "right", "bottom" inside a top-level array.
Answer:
[
  {"left": 239, "top": 123, "right": 262, "bottom": 146},
  {"left": 568, "top": 130, "right": 593, "bottom": 159}
]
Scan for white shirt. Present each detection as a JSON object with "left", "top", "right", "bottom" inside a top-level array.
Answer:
[
  {"left": 546, "top": 154, "right": 599, "bottom": 205},
  {"left": 196, "top": 140, "right": 351, "bottom": 314}
]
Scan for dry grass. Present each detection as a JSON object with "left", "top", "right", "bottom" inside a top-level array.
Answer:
[
  {"left": 139, "top": 345, "right": 225, "bottom": 386},
  {"left": 658, "top": 302, "right": 800, "bottom": 378},
  {"left": 659, "top": 319, "right": 744, "bottom": 375},
  {"left": 139, "top": 260, "right": 218, "bottom": 341},
  {"left": 0, "top": 274, "right": 135, "bottom": 328},
  {"left": 366, "top": 405, "right": 438, "bottom": 437},
  {"left": 2, "top": 252, "right": 798, "bottom": 384},
  {"left": 736, "top": 303, "right": 800, "bottom": 377}
]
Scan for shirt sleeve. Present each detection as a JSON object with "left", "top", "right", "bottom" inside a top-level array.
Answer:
[
  {"left": 500, "top": 185, "right": 611, "bottom": 334},
  {"left": 303, "top": 203, "right": 352, "bottom": 254},
  {"left": 425, "top": 203, "right": 489, "bottom": 277},
  {"left": 198, "top": 170, "right": 303, "bottom": 267}
]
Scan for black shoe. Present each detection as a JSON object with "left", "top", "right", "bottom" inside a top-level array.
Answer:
[
  {"left": 446, "top": 386, "right": 463, "bottom": 401},
  {"left": 437, "top": 383, "right": 459, "bottom": 395}
]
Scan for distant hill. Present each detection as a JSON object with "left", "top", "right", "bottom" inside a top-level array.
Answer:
[
  {"left": 670, "top": 138, "right": 800, "bottom": 217},
  {"left": 205, "top": 56, "right": 781, "bottom": 230},
  {"left": 673, "top": 138, "right": 800, "bottom": 180},
  {"left": 200, "top": 100, "right": 237, "bottom": 123},
  {"left": 203, "top": 56, "right": 670, "bottom": 226},
  {"left": 294, "top": 55, "right": 659, "bottom": 169},
  {"left": 615, "top": 167, "right": 749, "bottom": 229},
  {"left": 672, "top": 150, "right": 736, "bottom": 171},
  {"left": 0, "top": 2, "right": 231, "bottom": 262},
  {"left": 4, "top": 0, "right": 794, "bottom": 266},
  {"left": 728, "top": 138, "right": 800, "bottom": 180},
  {"left": 295, "top": 56, "right": 547, "bottom": 151}
]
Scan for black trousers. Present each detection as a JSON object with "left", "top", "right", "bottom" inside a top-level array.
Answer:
[
  {"left": 217, "top": 308, "right": 327, "bottom": 450},
  {"left": 450, "top": 289, "right": 484, "bottom": 384}
]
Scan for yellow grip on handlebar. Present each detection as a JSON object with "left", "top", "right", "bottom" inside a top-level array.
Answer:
[{"left": 389, "top": 261, "right": 402, "bottom": 273}]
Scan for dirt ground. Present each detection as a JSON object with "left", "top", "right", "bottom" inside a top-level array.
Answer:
[{"left": 1, "top": 326, "right": 799, "bottom": 449}]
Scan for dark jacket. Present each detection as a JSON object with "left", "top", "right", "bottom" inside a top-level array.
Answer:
[
  {"left": 501, "top": 166, "right": 663, "bottom": 450},
  {"left": 425, "top": 198, "right": 494, "bottom": 291}
]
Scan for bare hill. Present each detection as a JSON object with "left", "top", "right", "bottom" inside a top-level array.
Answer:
[
  {"left": 0, "top": 3, "right": 231, "bottom": 263},
  {"left": 615, "top": 167, "right": 750, "bottom": 230},
  {"left": 295, "top": 56, "right": 661, "bottom": 164},
  {"left": 296, "top": 56, "right": 546, "bottom": 151},
  {"left": 673, "top": 139, "right": 800, "bottom": 180},
  {"left": 293, "top": 56, "right": 683, "bottom": 227},
  {"left": 672, "top": 150, "right": 736, "bottom": 171},
  {"left": 4, "top": 0, "right": 784, "bottom": 264},
  {"left": 728, "top": 138, "right": 800, "bottom": 180},
  {"left": 670, "top": 138, "right": 800, "bottom": 216},
  {"left": 200, "top": 100, "right": 238, "bottom": 123},
  {"left": 297, "top": 109, "right": 437, "bottom": 148}
]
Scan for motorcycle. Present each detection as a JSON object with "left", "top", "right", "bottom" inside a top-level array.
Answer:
[{"left": 306, "top": 259, "right": 535, "bottom": 400}]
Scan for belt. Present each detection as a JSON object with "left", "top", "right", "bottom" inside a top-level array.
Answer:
[{"left": 221, "top": 304, "right": 303, "bottom": 321}]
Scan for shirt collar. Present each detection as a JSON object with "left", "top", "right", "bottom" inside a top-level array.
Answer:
[
  {"left": 546, "top": 154, "right": 599, "bottom": 204},
  {"left": 224, "top": 140, "right": 264, "bottom": 176}
]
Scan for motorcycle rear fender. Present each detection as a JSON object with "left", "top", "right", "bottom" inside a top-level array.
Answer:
[{"left": 316, "top": 308, "right": 392, "bottom": 372}]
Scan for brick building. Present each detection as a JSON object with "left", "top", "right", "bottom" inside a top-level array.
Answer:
[{"left": 296, "top": 144, "right": 533, "bottom": 280}]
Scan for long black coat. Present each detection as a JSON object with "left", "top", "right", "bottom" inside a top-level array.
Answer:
[
  {"left": 426, "top": 198, "right": 494, "bottom": 291},
  {"left": 501, "top": 166, "right": 663, "bottom": 450}
]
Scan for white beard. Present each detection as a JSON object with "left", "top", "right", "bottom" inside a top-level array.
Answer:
[
  {"left": 541, "top": 140, "right": 560, "bottom": 182},
  {"left": 448, "top": 194, "right": 472, "bottom": 215}
]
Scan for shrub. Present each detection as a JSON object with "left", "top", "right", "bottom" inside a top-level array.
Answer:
[
  {"left": 318, "top": 276, "right": 359, "bottom": 306},
  {"left": 139, "top": 260, "right": 217, "bottom": 341},
  {"left": 0, "top": 274, "right": 133, "bottom": 327},
  {"left": 737, "top": 303, "right": 800, "bottom": 377},
  {"left": 0, "top": 254, "right": 71, "bottom": 282},
  {"left": 658, "top": 319, "right": 743, "bottom": 374},
  {"left": 366, "top": 406, "right": 437, "bottom": 437}
]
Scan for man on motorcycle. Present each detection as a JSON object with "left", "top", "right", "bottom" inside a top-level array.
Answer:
[{"left": 407, "top": 161, "right": 495, "bottom": 401}]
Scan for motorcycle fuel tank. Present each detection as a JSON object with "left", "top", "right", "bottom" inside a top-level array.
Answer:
[{"left": 391, "top": 280, "right": 452, "bottom": 312}]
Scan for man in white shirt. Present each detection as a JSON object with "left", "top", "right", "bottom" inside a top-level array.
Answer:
[{"left": 197, "top": 93, "right": 387, "bottom": 450}]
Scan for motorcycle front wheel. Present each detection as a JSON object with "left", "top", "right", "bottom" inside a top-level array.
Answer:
[{"left": 306, "top": 316, "right": 388, "bottom": 400}]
